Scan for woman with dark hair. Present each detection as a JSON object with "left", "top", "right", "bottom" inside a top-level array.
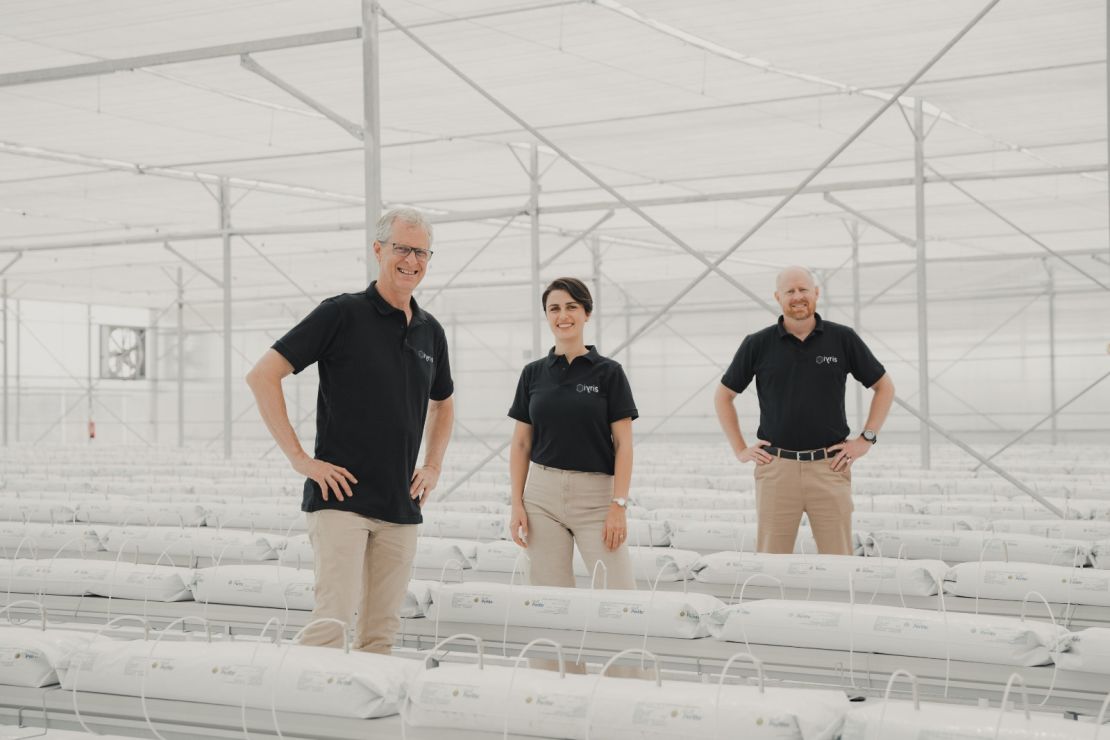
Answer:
[{"left": 507, "top": 277, "right": 638, "bottom": 603}]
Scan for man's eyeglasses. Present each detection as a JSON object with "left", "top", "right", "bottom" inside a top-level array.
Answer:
[{"left": 389, "top": 242, "right": 434, "bottom": 262}]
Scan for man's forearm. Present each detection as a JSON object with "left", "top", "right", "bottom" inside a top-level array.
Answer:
[
  {"left": 422, "top": 398, "right": 454, "bottom": 470},
  {"left": 714, "top": 389, "right": 747, "bottom": 454},
  {"left": 247, "top": 375, "right": 308, "bottom": 465},
  {"left": 863, "top": 375, "right": 895, "bottom": 433}
]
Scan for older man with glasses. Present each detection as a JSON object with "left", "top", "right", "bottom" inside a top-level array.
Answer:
[{"left": 247, "top": 206, "right": 455, "bottom": 653}]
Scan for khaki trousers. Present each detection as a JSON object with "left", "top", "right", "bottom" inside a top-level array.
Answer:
[
  {"left": 523, "top": 464, "right": 635, "bottom": 590},
  {"left": 302, "top": 509, "right": 417, "bottom": 654},
  {"left": 754, "top": 456, "right": 853, "bottom": 555},
  {"left": 523, "top": 464, "right": 640, "bottom": 676}
]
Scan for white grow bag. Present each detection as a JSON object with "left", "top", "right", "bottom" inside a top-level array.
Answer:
[
  {"left": 625, "top": 518, "right": 671, "bottom": 547},
  {"left": 0, "top": 624, "right": 93, "bottom": 687},
  {"left": 1052, "top": 627, "right": 1110, "bottom": 674},
  {"left": 649, "top": 508, "right": 757, "bottom": 523},
  {"left": 433, "top": 501, "right": 508, "bottom": 515},
  {"left": 0, "top": 523, "right": 103, "bottom": 557},
  {"left": 692, "top": 553, "right": 945, "bottom": 597},
  {"left": 277, "top": 534, "right": 315, "bottom": 568},
  {"left": 863, "top": 530, "right": 1091, "bottom": 566},
  {"left": 192, "top": 564, "right": 316, "bottom": 610},
  {"left": 75, "top": 500, "right": 208, "bottom": 527},
  {"left": 99, "top": 525, "right": 284, "bottom": 562},
  {"left": 668, "top": 521, "right": 825, "bottom": 554},
  {"left": 419, "top": 512, "right": 506, "bottom": 540},
  {"left": 190, "top": 564, "right": 434, "bottom": 618},
  {"left": 59, "top": 636, "right": 418, "bottom": 719},
  {"left": 945, "top": 561, "right": 1110, "bottom": 606},
  {"left": 204, "top": 503, "right": 304, "bottom": 532},
  {"left": 922, "top": 499, "right": 1077, "bottom": 520},
  {"left": 427, "top": 582, "right": 722, "bottom": 638},
  {"left": 7, "top": 501, "right": 77, "bottom": 524},
  {"left": 851, "top": 512, "right": 987, "bottom": 532},
  {"left": 708, "top": 600, "right": 1073, "bottom": 666},
  {"left": 413, "top": 537, "right": 478, "bottom": 570},
  {"left": 1, "top": 559, "right": 193, "bottom": 601},
  {"left": 405, "top": 639, "right": 847, "bottom": 740},
  {"left": 473, "top": 540, "right": 529, "bottom": 573},
  {"left": 993, "top": 518, "right": 1110, "bottom": 540},
  {"left": 841, "top": 695, "right": 1093, "bottom": 739},
  {"left": 632, "top": 490, "right": 751, "bottom": 510},
  {"left": 1094, "top": 540, "right": 1110, "bottom": 570},
  {"left": 472, "top": 542, "right": 698, "bottom": 583},
  {"left": 0, "top": 732, "right": 143, "bottom": 739}
]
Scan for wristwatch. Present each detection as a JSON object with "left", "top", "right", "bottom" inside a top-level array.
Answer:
[
  {"left": 861, "top": 429, "right": 878, "bottom": 444},
  {"left": 611, "top": 497, "right": 628, "bottom": 508}
]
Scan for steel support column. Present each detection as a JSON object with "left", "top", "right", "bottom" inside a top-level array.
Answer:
[
  {"left": 149, "top": 308, "right": 158, "bottom": 444},
  {"left": 624, "top": 298, "right": 632, "bottom": 371},
  {"left": 86, "top": 304, "right": 94, "bottom": 443},
  {"left": 1, "top": 279, "right": 7, "bottom": 447},
  {"left": 13, "top": 298, "right": 19, "bottom": 443},
  {"left": 176, "top": 267, "right": 185, "bottom": 448},
  {"left": 849, "top": 221, "right": 863, "bottom": 429},
  {"left": 220, "top": 178, "right": 233, "bottom": 459},
  {"left": 529, "top": 144, "right": 542, "bottom": 358},
  {"left": 913, "top": 98, "right": 931, "bottom": 469},
  {"left": 1047, "top": 264, "right": 1058, "bottom": 445},
  {"left": 591, "top": 235, "right": 602, "bottom": 351},
  {"left": 362, "top": 0, "right": 382, "bottom": 284}
]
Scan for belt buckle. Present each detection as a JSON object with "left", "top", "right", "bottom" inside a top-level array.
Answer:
[{"left": 799, "top": 450, "right": 813, "bottom": 462}]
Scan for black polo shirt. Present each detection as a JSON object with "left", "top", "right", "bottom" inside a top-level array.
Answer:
[
  {"left": 508, "top": 346, "right": 638, "bottom": 475},
  {"left": 722, "top": 313, "right": 884, "bottom": 451},
  {"left": 272, "top": 282, "right": 453, "bottom": 524}
]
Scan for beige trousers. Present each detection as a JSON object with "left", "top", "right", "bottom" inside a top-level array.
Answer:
[
  {"left": 302, "top": 509, "right": 417, "bottom": 654},
  {"left": 522, "top": 464, "right": 635, "bottom": 590},
  {"left": 523, "top": 464, "right": 641, "bottom": 677},
  {"left": 754, "top": 457, "right": 853, "bottom": 555}
]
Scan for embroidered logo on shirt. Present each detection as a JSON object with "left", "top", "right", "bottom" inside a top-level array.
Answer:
[
  {"left": 576, "top": 384, "right": 600, "bottom": 394},
  {"left": 416, "top": 349, "right": 434, "bottom": 364},
  {"left": 816, "top": 355, "right": 839, "bottom": 365}
]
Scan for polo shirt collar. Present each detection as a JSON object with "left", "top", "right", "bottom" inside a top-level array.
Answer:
[
  {"left": 366, "top": 281, "right": 428, "bottom": 326},
  {"left": 545, "top": 345, "right": 601, "bottom": 367},
  {"left": 776, "top": 312, "right": 825, "bottom": 338}
]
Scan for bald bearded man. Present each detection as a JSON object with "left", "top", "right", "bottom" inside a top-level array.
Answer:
[{"left": 714, "top": 266, "right": 895, "bottom": 555}]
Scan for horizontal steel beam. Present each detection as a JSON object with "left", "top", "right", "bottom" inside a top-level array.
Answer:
[
  {"left": 864, "top": 246, "right": 1108, "bottom": 268},
  {"left": 0, "top": 207, "right": 529, "bottom": 254},
  {"left": 2, "top": 163, "right": 1101, "bottom": 255},
  {"left": 0, "top": 4, "right": 583, "bottom": 88},
  {"left": 537, "top": 163, "right": 1107, "bottom": 216},
  {"left": 0, "top": 28, "right": 362, "bottom": 88}
]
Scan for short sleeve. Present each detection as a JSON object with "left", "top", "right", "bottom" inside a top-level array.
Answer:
[
  {"left": 606, "top": 364, "right": 638, "bottom": 423},
  {"left": 507, "top": 366, "right": 532, "bottom": 423},
  {"left": 272, "top": 298, "right": 344, "bottom": 374},
  {"left": 430, "top": 327, "right": 454, "bottom": 401},
  {"left": 721, "top": 335, "right": 757, "bottom": 393},
  {"left": 844, "top": 328, "right": 885, "bottom": 388}
]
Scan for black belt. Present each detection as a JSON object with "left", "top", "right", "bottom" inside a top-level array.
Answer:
[{"left": 765, "top": 446, "right": 831, "bottom": 461}]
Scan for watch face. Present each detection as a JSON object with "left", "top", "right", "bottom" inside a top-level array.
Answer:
[{"left": 863, "top": 431, "right": 877, "bottom": 443}]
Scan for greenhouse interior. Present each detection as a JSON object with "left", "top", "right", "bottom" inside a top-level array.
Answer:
[{"left": 0, "top": 0, "right": 1109, "bottom": 738}]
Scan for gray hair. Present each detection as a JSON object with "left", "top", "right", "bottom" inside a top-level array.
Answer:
[{"left": 375, "top": 206, "right": 434, "bottom": 246}]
